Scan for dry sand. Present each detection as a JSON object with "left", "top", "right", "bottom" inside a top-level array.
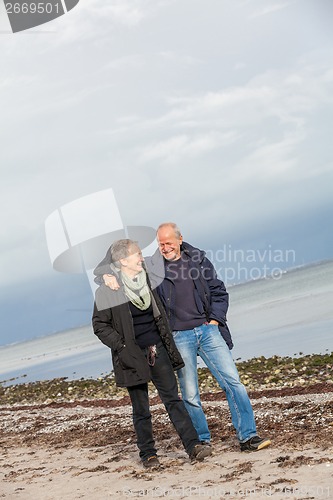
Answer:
[{"left": 1, "top": 384, "right": 333, "bottom": 500}]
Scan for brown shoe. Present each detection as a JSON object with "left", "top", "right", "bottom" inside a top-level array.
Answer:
[
  {"left": 142, "top": 455, "right": 160, "bottom": 469},
  {"left": 190, "top": 443, "right": 212, "bottom": 462}
]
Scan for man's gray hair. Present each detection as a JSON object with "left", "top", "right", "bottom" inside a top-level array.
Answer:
[
  {"left": 110, "top": 239, "right": 139, "bottom": 268},
  {"left": 156, "top": 222, "right": 182, "bottom": 239}
]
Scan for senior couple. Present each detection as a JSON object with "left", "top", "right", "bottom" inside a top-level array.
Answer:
[{"left": 92, "top": 222, "right": 270, "bottom": 469}]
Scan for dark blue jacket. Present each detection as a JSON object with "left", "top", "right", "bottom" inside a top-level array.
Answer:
[{"left": 145, "top": 242, "right": 233, "bottom": 350}]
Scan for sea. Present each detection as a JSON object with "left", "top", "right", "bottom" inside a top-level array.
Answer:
[{"left": 1, "top": 260, "right": 332, "bottom": 386}]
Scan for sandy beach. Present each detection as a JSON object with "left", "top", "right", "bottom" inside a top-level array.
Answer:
[{"left": 1, "top": 377, "right": 333, "bottom": 500}]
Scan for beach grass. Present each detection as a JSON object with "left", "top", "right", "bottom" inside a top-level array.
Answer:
[{"left": 1, "top": 352, "right": 332, "bottom": 406}]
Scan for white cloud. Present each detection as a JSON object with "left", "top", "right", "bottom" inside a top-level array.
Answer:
[
  {"left": 87, "top": 0, "right": 177, "bottom": 26},
  {"left": 104, "top": 54, "right": 145, "bottom": 71},
  {"left": 138, "top": 131, "right": 239, "bottom": 164},
  {"left": 107, "top": 55, "right": 331, "bottom": 173},
  {"left": 157, "top": 51, "right": 203, "bottom": 66},
  {"left": 250, "top": 1, "right": 293, "bottom": 19}
]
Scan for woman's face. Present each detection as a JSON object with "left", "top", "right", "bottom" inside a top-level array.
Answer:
[{"left": 121, "top": 245, "right": 144, "bottom": 276}]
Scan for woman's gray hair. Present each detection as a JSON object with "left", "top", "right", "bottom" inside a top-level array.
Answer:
[
  {"left": 110, "top": 239, "right": 139, "bottom": 268},
  {"left": 156, "top": 222, "right": 182, "bottom": 238}
]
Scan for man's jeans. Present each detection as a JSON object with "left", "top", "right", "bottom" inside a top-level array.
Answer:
[
  {"left": 127, "top": 342, "right": 200, "bottom": 461},
  {"left": 173, "top": 324, "right": 257, "bottom": 443}
]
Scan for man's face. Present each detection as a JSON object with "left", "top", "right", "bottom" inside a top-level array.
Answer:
[
  {"left": 121, "top": 245, "right": 144, "bottom": 276},
  {"left": 157, "top": 226, "right": 182, "bottom": 261}
]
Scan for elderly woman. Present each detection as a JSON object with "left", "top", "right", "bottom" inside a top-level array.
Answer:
[{"left": 92, "top": 239, "right": 211, "bottom": 468}]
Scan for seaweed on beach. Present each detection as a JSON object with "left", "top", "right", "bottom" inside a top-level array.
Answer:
[{"left": 0, "top": 352, "right": 332, "bottom": 406}]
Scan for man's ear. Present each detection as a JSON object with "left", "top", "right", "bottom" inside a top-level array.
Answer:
[{"left": 179, "top": 235, "right": 183, "bottom": 245}]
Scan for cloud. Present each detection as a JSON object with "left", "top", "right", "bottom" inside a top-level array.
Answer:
[
  {"left": 138, "top": 131, "right": 239, "bottom": 164},
  {"left": 91, "top": 0, "right": 147, "bottom": 27},
  {"left": 86, "top": 0, "right": 177, "bottom": 27},
  {"left": 250, "top": 1, "right": 293, "bottom": 19},
  {"left": 111, "top": 54, "right": 332, "bottom": 174},
  {"left": 104, "top": 54, "right": 145, "bottom": 71}
]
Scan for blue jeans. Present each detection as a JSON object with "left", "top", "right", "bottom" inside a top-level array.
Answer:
[{"left": 173, "top": 324, "right": 257, "bottom": 443}]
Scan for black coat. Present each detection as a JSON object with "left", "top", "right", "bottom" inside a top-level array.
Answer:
[{"left": 92, "top": 282, "right": 184, "bottom": 388}]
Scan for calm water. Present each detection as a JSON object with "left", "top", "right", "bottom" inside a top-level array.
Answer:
[{"left": 1, "top": 260, "right": 332, "bottom": 386}]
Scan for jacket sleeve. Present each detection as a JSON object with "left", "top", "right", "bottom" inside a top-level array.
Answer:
[
  {"left": 92, "top": 290, "right": 124, "bottom": 352},
  {"left": 201, "top": 256, "right": 229, "bottom": 326},
  {"left": 93, "top": 248, "right": 113, "bottom": 278},
  {"left": 93, "top": 249, "right": 119, "bottom": 285}
]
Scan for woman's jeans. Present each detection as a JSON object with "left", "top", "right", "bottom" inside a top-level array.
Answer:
[
  {"left": 127, "top": 342, "right": 200, "bottom": 461},
  {"left": 173, "top": 324, "right": 257, "bottom": 443}
]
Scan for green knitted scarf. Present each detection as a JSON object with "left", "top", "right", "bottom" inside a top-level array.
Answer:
[{"left": 121, "top": 270, "right": 151, "bottom": 310}]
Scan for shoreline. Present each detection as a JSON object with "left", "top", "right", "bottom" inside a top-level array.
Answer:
[{"left": 1, "top": 352, "right": 332, "bottom": 406}]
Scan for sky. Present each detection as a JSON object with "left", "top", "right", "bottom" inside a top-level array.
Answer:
[{"left": 1, "top": 0, "right": 333, "bottom": 347}]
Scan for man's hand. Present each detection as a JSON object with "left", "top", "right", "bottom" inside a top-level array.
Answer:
[
  {"left": 209, "top": 320, "right": 219, "bottom": 326},
  {"left": 103, "top": 274, "right": 120, "bottom": 290}
]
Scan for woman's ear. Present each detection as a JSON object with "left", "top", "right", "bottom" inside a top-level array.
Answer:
[{"left": 119, "top": 258, "right": 127, "bottom": 268}]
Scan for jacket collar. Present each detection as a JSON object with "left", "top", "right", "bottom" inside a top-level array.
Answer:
[{"left": 180, "top": 241, "right": 206, "bottom": 263}]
